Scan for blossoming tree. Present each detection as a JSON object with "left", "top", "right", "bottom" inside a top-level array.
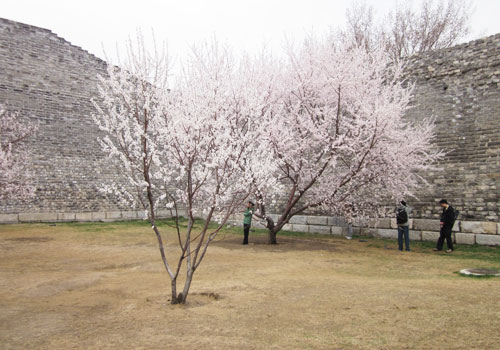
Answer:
[
  {"left": 92, "top": 38, "right": 273, "bottom": 304},
  {"left": 0, "top": 107, "right": 36, "bottom": 200},
  {"left": 253, "top": 37, "right": 443, "bottom": 244}
]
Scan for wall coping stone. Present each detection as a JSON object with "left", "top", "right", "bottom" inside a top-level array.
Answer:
[
  {"left": 422, "top": 231, "right": 440, "bottom": 242},
  {"left": 57, "top": 212, "right": 76, "bottom": 222},
  {"left": 374, "top": 228, "right": 398, "bottom": 239},
  {"left": 475, "top": 234, "right": 500, "bottom": 246},
  {"left": 455, "top": 232, "right": 476, "bottom": 245},
  {"left": 409, "top": 230, "right": 422, "bottom": 241},
  {"left": 291, "top": 224, "right": 309, "bottom": 233},
  {"left": 2, "top": 212, "right": 500, "bottom": 247},
  {"left": 18, "top": 213, "right": 58, "bottom": 222},
  {"left": 307, "top": 216, "right": 328, "bottom": 226},
  {"left": 289, "top": 216, "right": 307, "bottom": 225},
  {"left": 331, "top": 226, "right": 347, "bottom": 236},
  {"left": 309, "top": 225, "right": 331, "bottom": 235},
  {"left": 460, "top": 221, "right": 497, "bottom": 234},
  {"left": 92, "top": 212, "right": 106, "bottom": 221},
  {"left": 0, "top": 214, "right": 19, "bottom": 223}
]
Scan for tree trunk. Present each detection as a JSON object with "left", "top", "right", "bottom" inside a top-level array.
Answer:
[
  {"left": 179, "top": 270, "right": 194, "bottom": 304},
  {"left": 170, "top": 278, "right": 180, "bottom": 304},
  {"left": 265, "top": 216, "right": 278, "bottom": 244},
  {"left": 268, "top": 228, "right": 278, "bottom": 244}
]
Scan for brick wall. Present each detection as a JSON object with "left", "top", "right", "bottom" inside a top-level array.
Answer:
[
  {"left": 0, "top": 18, "right": 132, "bottom": 213},
  {"left": 227, "top": 214, "right": 500, "bottom": 246},
  {"left": 402, "top": 35, "right": 500, "bottom": 221},
  {"left": 1, "top": 18, "right": 499, "bottom": 246}
]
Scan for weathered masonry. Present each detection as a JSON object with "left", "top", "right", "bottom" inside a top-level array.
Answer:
[
  {"left": 403, "top": 37, "right": 500, "bottom": 223},
  {"left": 0, "top": 18, "right": 131, "bottom": 220},
  {"left": 1, "top": 18, "right": 499, "bottom": 245}
]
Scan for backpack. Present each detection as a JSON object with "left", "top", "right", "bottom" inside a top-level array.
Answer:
[{"left": 396, "top": 208, "right": 408, "bottom": 225}]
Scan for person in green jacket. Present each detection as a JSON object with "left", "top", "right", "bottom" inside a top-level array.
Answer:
[{"left": 242, "top": 201, "right": 255, "bottom": 245}]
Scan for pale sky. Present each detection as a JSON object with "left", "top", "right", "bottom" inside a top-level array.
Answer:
[{"left": 2, "top": 0, "right": 500, "bottom": 64}]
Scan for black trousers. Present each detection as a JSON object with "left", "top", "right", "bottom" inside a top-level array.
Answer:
[
  {"left": 436, "top": 226, "right": 453, "bottom": 251},
  {"left": 243, "top": 224, "right": 250, "bottom": 244}
]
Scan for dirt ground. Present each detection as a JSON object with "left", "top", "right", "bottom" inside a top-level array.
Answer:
[{"left": 1, "top": 222, "right": 499, "bottom": 350}]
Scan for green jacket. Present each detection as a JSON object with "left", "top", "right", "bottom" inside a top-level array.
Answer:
[{"left": 243, "top": 208, "right": 254, "bottom": 225}]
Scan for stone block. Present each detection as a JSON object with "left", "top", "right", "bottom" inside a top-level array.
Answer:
[
  {"left": 359, "top": 227, "right": 374, "bottom": 236},
  {"left": 409, "top": 230, "right": 422, "bottom": 241},
  {"left": 307, "top": 216, "right": 328, "bottom": 226},
  {"left": 331, "top": 226, "right": 347, "bottom": 236},
  {"left": 309, "top": 225, "right": 331, "bottom": 235},
  {"left": 422, "top": 231, "right": 440, "bottom": 242},
  {"left": 375, "top": 229, "right": 398, "bottom": 239},
  {"left": 176, "top": 209, "right": 187, "bottom": 218},
  {"left": 391, "top": 228, "right": 421, "bottom": 240},
  {"left": 375, "top": 218, "right": 392, "bottom": 229},
  {"left": 353, "top": 218, "right": 369, "bottom": 227},
  {"left": 390, "top": 218, "right": 398, "bottom": 229},
  {"left": 282, "top": 224, "right": 293, "bottom": 231},
  {"left": 92, "top": 212, "right": 106, "bottom": 221},
  {"left": 289, "top": 216, "right": 307, "bottom": 225},
  {"left": 391, "top": 219, "right": 414, "bottom": 229},
  {"left": 75, "top": 212, "right": 93, "bottom": 221},
  {"left": 121, "top": 211, "right": 137, "bottom": 220},
  {"left": 460, "top": 221, "right": 497, "bottom": 234},
  {"left": 137, "top": 211, "right": 147, "bottom": 220},
  {"left": 452, "top": 220, "right": 460, "bottom": 232},
  {"left": 0, "top": 214, "right": 19, "bottom": 223},
  {"left": 327, "top": 216, "right": 346, "bottom": 226},
  {"left": 408, "top": 219, "right": 414, "bottom": 229},
  {"left": 413, "top": 219, "right": 440, "bottom": 232},
  {"left": 476, "top": 234, "right": 500, "bottom": 246},
  {"left": 156, "top": 210, "right": 173, "bottom": 219},
  {"left": 268, "top": 214, "right": 280, "bottom": 223},
  {"left": 455, "top": 232, "right": 475, "bottom": 245},
  {"left": 292, "top": 224, "right": 309, "bottom": 233},
  {"left": 106, "top": 211, "right": 122, "bottom": 220},
  {"left": 41, "top": 213, "right": 58, "bottom": 222},
  {"left": 19, "top": 212, "right": 58, "bottom": 222},
  {"left": 57, "top": 212, "right": 75, "bottom": 222},
  {"left": 252, "top": 220, "right": 266, "bottom": 229}
]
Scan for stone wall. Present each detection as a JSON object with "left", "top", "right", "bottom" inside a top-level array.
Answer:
[
  {"left": 402, "top": 35, "right": 500, "bottom": 221},
  {"left": 0, "top": 208, "right": 185, "bottom": 224},
  {"left": 1, "top": 18, "right": 499, "bottom": 245},
  {"left": 227, "top": 214, "right": 500, "bottom": 246},
  {"left": 0, "top": 18, "right": 132, "bottom": 213}
]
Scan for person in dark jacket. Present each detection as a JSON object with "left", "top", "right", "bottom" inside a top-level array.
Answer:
[
  {"left": 396, "top": 200, "right": 412, "bottom": 251},
  {"left": 434, "top": 199, "right": 455, "bottom": 252}
]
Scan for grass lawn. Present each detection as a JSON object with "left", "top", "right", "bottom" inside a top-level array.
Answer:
[{"left": 1, "top": 219, "right": 499, "bottom": 349}]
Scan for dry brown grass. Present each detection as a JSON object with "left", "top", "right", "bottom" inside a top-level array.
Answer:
[{"left": 1, "top": 221, "right": 499, "bottom": 350}]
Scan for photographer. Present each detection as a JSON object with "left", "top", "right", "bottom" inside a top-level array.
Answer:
[{"left": 242, "top": 201, "right": 255, "bottom": 245}]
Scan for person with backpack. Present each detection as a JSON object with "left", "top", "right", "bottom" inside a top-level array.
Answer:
[
  {"left": 434, "top": 199, "right": 456, "bottom": 253},
  {"left": 396, "top": 200, "right": 412, "bottom": 251}
]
